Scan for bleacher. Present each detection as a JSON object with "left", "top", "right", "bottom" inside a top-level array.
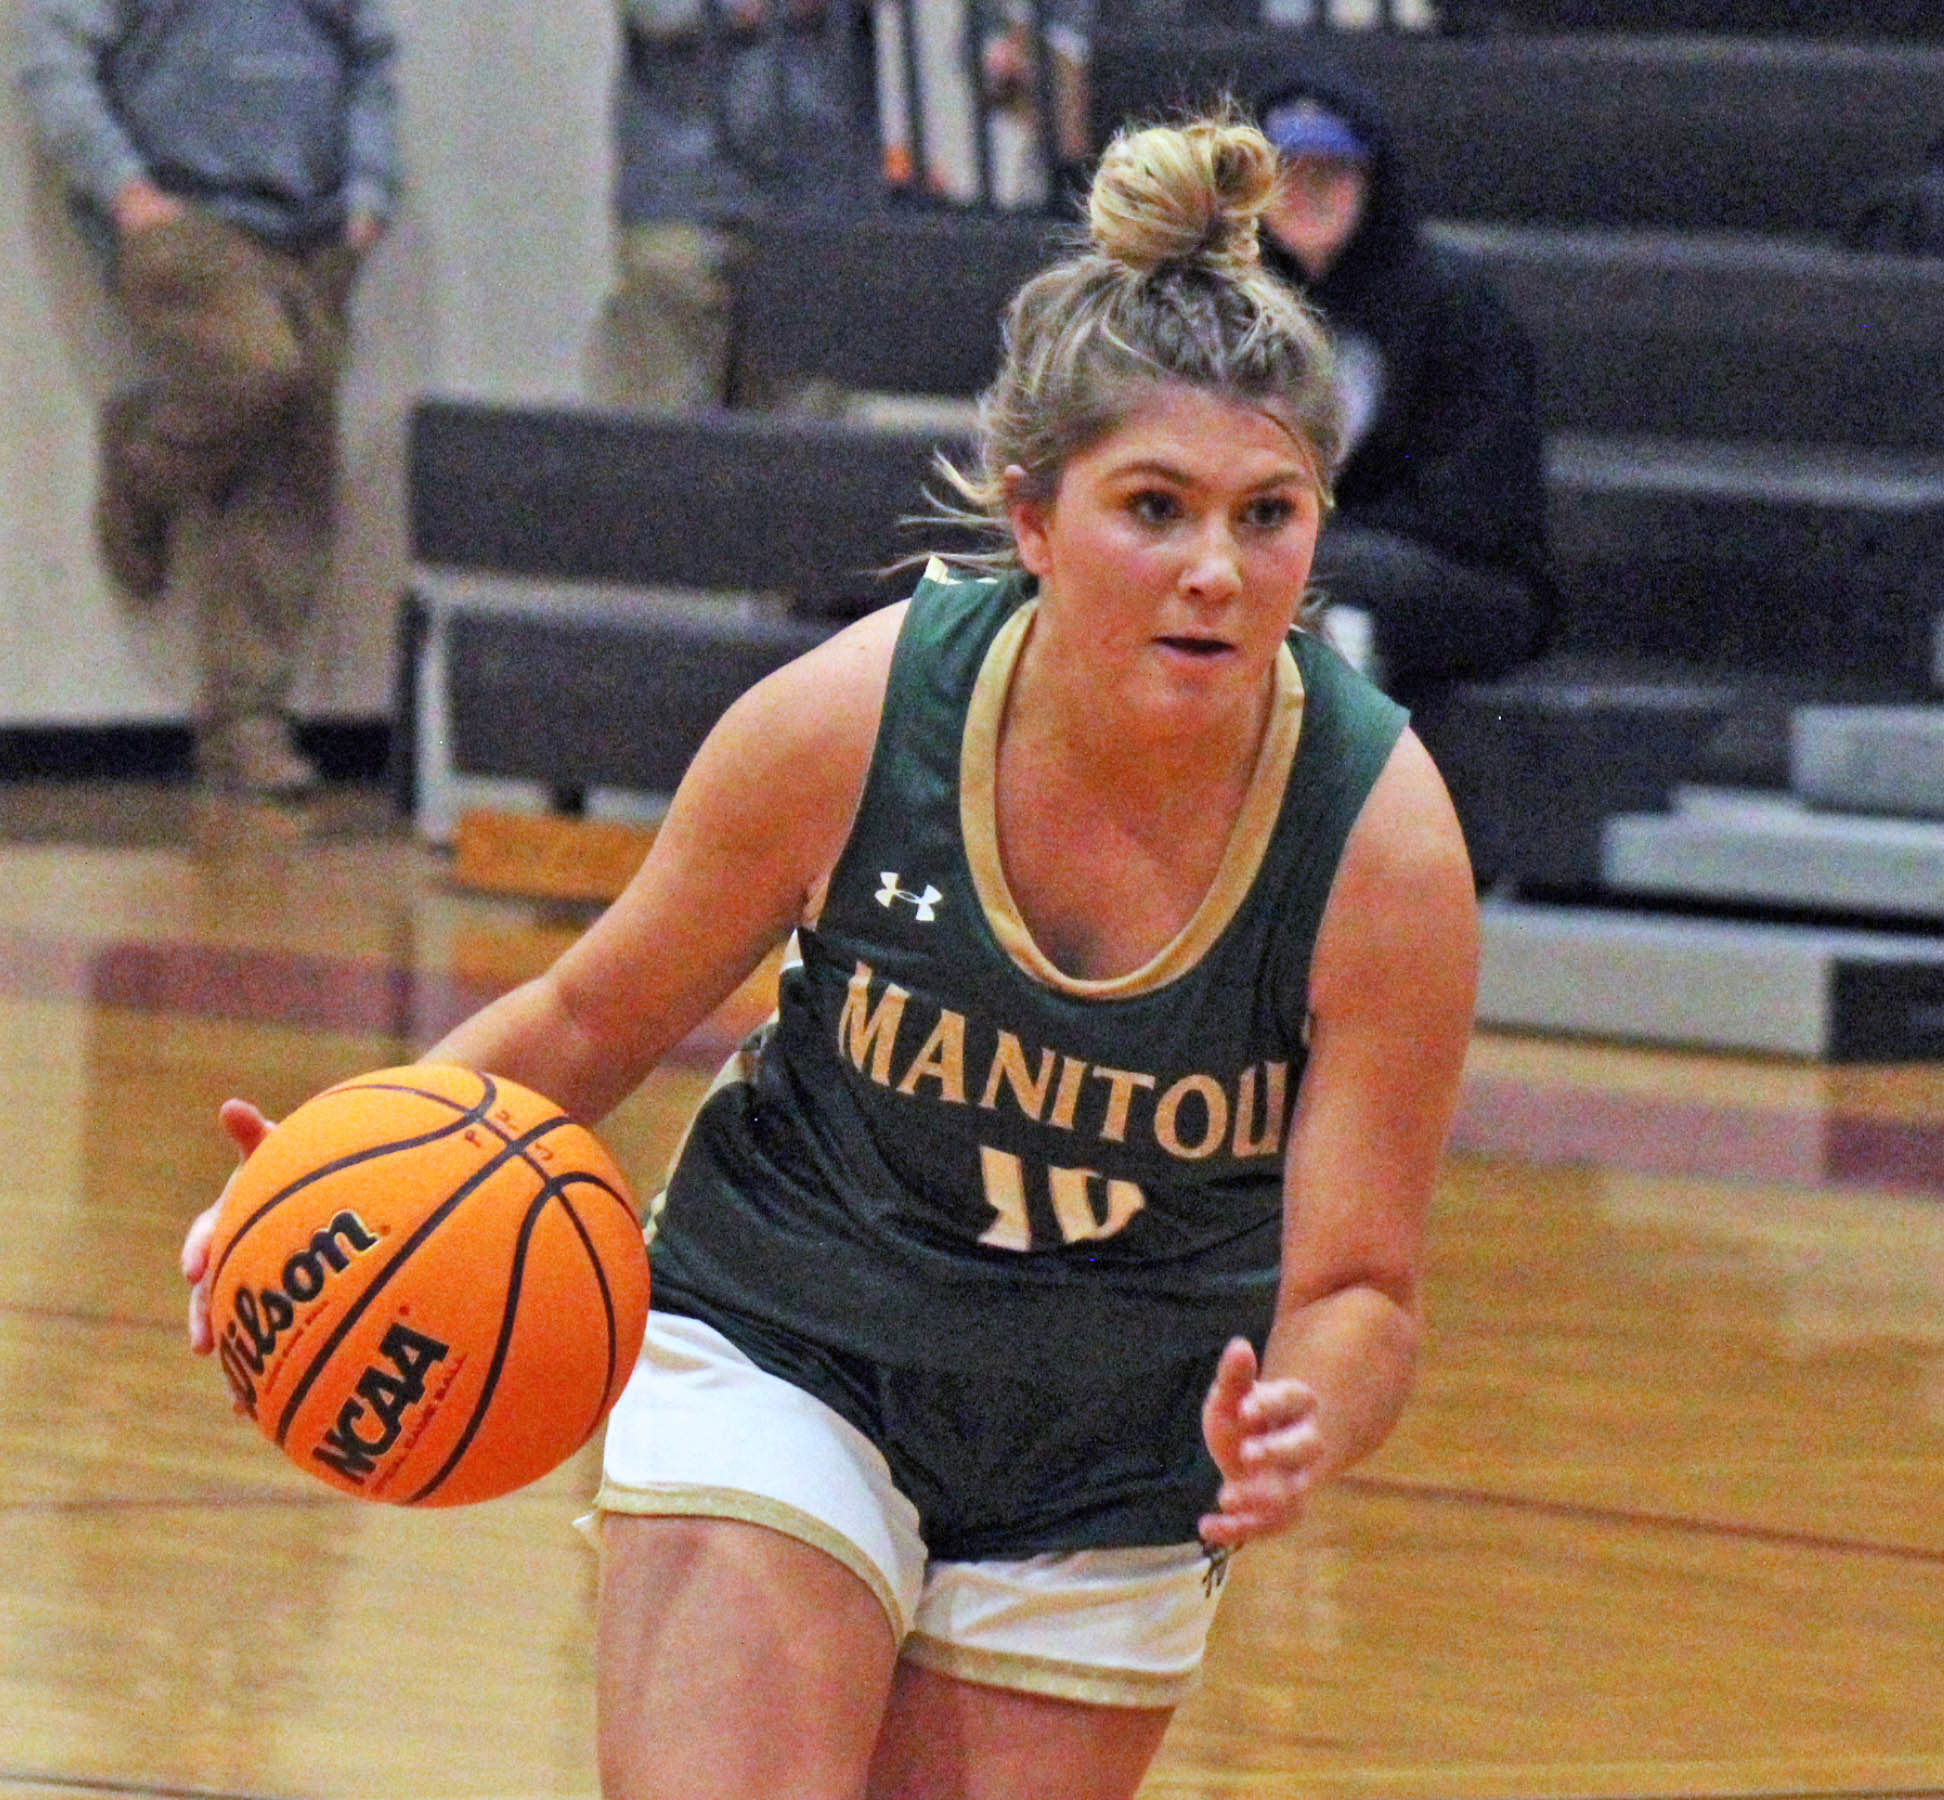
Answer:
[{"left": 402, "top": 3, "right": 1944, "bottom": 1059}]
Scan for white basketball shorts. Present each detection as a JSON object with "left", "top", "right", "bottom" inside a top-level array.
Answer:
[{"left": 587, "top": 1311, "right": 1233, "bottom": 1707}]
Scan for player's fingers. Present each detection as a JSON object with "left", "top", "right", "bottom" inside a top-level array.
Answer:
[
  {"left": 180, "top": 1200, "right": 221, "bottom": 1282},
  {"left": 1201, "top": 1338, "right": 1257, "bottom": 1424},
  {"left": 1205, "top": 1490, "right": 1307, "bottom": 1548},
  {"left": 187, "top": 1268, "right": 213, "bottom": 1355},
  {"left": 1197, "top": 1513, "right": 1244, "bottom": 1548},
  {"left": 1237, "top": 1377, "right": 1318, "bottom": 1433},
  {"left": 1239, "top": 1416, "right": 1325, "bottom": 1469},
  {"left": 1198, "top": 1502, "right": 1291, "bottom": 1550},
  {"left": 1201, "top": 1339, "right": 1262, "bottom": 1474},
  {"left": 185, "top": 1100, "right": 269, "bottom": 1352},
  {"left": 219, "top": 1097, "right": 273, "bottom": 1160},
  {"left": 1216, "top": 1337, "right": 1258, "bottom": 1390},
  {"left": 1218, "top": 1467, "right": 1311, "bottom": 1514}
]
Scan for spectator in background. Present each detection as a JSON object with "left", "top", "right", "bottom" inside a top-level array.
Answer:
[
  {"left": 608, "top": 0, "right": 878, "bottom": 412},
  {"left": 21, "top": 0, "right": 399, "bottom": 798},
  {"left": 976, "top": 0, "right": 1093, "bottom": 210},
  {"left": 1256, "top": 72, "right": 1556, "bottom": 703}
]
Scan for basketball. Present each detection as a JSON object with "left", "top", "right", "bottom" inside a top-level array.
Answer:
[{"left": 205, "top": 1063, "right": 649, "bottom": 1507}]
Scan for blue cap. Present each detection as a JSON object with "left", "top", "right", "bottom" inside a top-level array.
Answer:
[{"left": 1262, "top": 99, "right": 1369, "bottom": 163}]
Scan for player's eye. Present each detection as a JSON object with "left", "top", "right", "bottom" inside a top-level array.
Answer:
[
  {"left": 1127, "top": 489, "right": 1181, "bottom": 527},
  {"left": 1241, "top": 494, "right": 1298, "bottom": 531}
]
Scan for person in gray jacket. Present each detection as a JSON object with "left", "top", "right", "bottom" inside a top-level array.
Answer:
[
  {"left": 610, "top": 0, "right": 875, "bottom": 412},
  {"left": 22, "top": 0, "right": 400, "bottom": 797}
]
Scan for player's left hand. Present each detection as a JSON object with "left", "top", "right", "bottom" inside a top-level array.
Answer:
[
  {"left": 182, "top": 1098, "right": 275, "bottom": 1358},
  {"left": 1198, "top": 1337, "right": 1325, "bottom": 1548}
]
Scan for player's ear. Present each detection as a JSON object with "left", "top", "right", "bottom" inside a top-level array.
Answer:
[{"left": 1003, "top": 464, "right": 1054, "bottom": 581}]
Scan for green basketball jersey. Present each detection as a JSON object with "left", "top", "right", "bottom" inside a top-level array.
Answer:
[{"left": 647, "top": 565, "right": 1408, "bottom": 1552}]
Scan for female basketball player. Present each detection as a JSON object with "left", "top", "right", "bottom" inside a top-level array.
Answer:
[{"left": 184, "top": 112, "right": 1478, "bottom": 1800}]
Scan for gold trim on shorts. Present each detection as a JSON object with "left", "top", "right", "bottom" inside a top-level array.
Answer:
[
  {"left": 588, "top": 1480, "right": 906, "bottom": 1641},
  {"left": 900, "top": 1632, "right": 1202, "bottom": 1709}
]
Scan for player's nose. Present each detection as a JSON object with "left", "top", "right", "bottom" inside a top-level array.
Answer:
[{"left": 1178, "top": 518, "right": 1244, "bottom": 604}]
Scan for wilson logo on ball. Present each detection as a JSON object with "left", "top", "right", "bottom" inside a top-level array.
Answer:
[{"left": 218, "top": 1208, "right": 380, "bottom": 1416}]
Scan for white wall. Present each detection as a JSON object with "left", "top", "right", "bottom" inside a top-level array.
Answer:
[{"left": 0, "top": 0, "right": 619, "bottom": 727}]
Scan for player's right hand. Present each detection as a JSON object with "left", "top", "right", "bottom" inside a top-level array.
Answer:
[
  {"left": 182, "top": 1099, "right": 274, "bottom": 1356},
  {"left": 1198, "top": 1337, "right": 1325, "bottom": 1549}
]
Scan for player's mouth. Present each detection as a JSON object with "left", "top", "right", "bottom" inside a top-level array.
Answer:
[{"left": 1154, "top": 634, "right": 1234, "bottom": 659}]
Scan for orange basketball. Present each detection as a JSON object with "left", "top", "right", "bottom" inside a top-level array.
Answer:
[{"left": 206, "top": 1063, "right": 649, "bottom": 1507}]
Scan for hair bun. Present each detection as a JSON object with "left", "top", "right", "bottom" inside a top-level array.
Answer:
[{"left": 1086, "top": 115, "right": 1279, "bottom": 278}]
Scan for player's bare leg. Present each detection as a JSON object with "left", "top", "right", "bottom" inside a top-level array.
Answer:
[
  {"left": 866, "top": 1660, "right": 1173, "bottom": 1800},
  {"left": 597, "top": 1513, "right": 898, "bottom": 1800}
]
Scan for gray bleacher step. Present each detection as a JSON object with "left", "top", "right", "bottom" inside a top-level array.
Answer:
[
  {"left": 1412, "top": 660, "right": 1742, "bottom": 891},
  {"left": 1793, "top": 706, "right": 1944, "bottom": 819},
  {"left": 1435, "top": 226, "right": 1944, "bottom": 452},
  {"left": 402, "top": 569, "right": 837, "bottom": 842},
  {"left": 1477, "top": 897, "right": 1944, "bottom": 1060},
  {"left": 1544, "top": 434, "right": 1944, "bottom": 685},
  {"left": 1441, "top": 0, "right": 1943, "bottom": 41},
  {"left": 1548, "top": 435, "right": 1944, "bottom": 514},
  {"left": 742, "top": 215, "right": 1944, "bottom": 453},
  {"left": 1088, "top": 27, "right": 1944, "bottom": 236},
  {"left": 1601, "top": 788, "right": 1944, "bottom": 918}
]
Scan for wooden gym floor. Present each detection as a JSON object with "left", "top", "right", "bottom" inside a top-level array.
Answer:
[{"left": 2, "top": 779, "right": 1941, "bottom": 1800}]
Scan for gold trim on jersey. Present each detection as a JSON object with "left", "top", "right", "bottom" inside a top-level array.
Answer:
[
  {"left": 900, "top": 1632, "right": 1204, "bottom": 1708},
  {"left": 959, "top": 601, "right": 1306, "bottom": 998},
  {"left": 587, "top": 1481, "right": 908, "bottom": 1641},
  {"left": 921, "top": 554, "right": 972, "bottom": 585}
]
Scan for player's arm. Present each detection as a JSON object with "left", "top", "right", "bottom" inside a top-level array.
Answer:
[
  {"left": 183, "top": 604, "right": 904, "bottom": 1354},
  {"left": 1200, "top": 728, "right": 1478, "bottom": 1546},
  {"left": 421, "top": 603, "right": 906, "bottom": 1124}
]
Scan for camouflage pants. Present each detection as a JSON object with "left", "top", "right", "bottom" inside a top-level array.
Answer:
[{"left": 104, "top": 209, "right": 358, "bottom": 738}]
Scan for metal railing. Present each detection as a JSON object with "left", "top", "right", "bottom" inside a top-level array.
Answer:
[
  {"left": 1094, "top": 1, "right": 1440, "bottom": 31},
  {"left": 875, "top": 0, "right": 1441, "bottom": 213},
  {"left": 875, "top": 0, "right": 1072, "bottom": 212},
  {"left": 618, "top": 1, "right": 1442, "bottom": 222}
]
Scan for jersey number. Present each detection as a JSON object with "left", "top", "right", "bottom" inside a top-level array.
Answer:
[{"left": 977, "top": 1146, "right": 1145, "bottom": 1252}]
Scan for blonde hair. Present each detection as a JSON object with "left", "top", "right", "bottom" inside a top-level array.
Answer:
[{"left": 921, "top": 109, "right": 1342, "bottom": 574}]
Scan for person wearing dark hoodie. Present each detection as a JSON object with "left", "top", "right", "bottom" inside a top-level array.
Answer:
[{"left": 1255, "top": 72, "right": 1556, "bottom": 705}]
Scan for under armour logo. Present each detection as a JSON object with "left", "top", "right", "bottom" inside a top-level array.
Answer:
[{"left": 876, "top": 872, "right": 942, "bottom": 923}]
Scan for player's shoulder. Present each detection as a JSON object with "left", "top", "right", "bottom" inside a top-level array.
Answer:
[
  {"left": 1341, "top": 730, "right": 1473, "bottom": 895},
  {"left": 1310, "top": 728, "right": 1477, "bottom": 1012},
  {"left": 687, "top": 600, "right": 902, "bottom": 836},
  {"left": 737, "top": 599, "right": 907, "bottom": 751},
  {"left": 703, "top": 560, "right": 1014, "bottom": 839},
  {"left": 746, "top": 557, "right": 1013, "bottom": 736}
]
